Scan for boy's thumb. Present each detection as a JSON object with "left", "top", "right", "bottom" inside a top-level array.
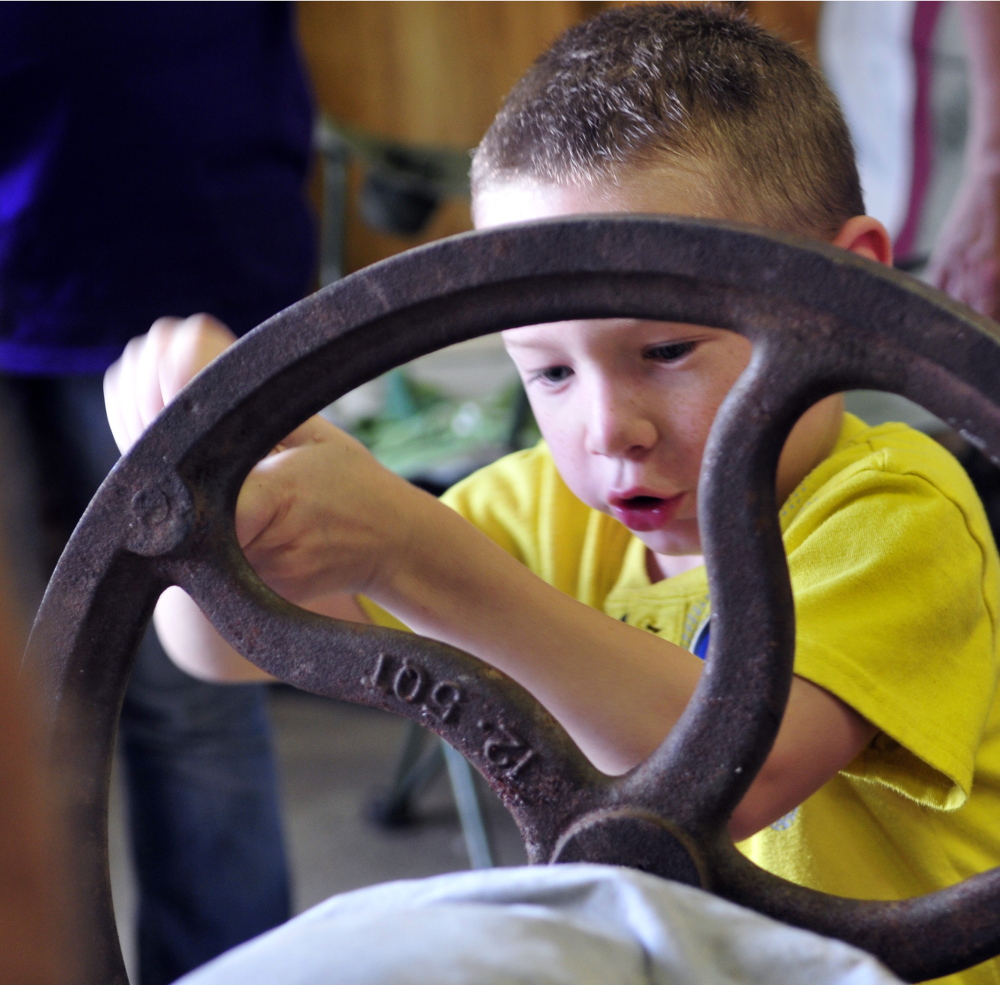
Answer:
[{"left": 234, "top": 465, "right": 282, "bottom": 552}]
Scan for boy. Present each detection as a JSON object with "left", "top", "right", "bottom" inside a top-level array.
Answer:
[{"left": 106, "top": 5, "right": 1000, "bottom": 978}]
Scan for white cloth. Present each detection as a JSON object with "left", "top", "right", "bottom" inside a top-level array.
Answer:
[
  {"left": 178, "top": 864, "right": 902, "bottom": 985},
  {"left": 822, "top": 1, "right": 968, "bottom": 435},
  {"left": 820, "top": 1, "right": 916, "bottom": 241}
]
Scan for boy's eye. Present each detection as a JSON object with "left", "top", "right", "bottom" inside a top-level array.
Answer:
[
  {"left": 533, "top": 365, "right": 573, "bottom": 385},
  {"left": 646, "top": 341, "right": 697, "bottom": 363}
]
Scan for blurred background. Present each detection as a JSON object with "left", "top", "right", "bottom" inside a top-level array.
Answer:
[{"left": 3, "top": 3, "right": 988, "bottom": 983}]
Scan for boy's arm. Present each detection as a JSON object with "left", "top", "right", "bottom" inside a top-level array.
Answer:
[
  {"left": 106, "top": 317, "right": 874, "bottom": 838},
  {"left": 360, "top": 481, "right": 874, "bottom": 840},
  {"left": 151, "top": 586, "right": 368, "bottom": 683}
]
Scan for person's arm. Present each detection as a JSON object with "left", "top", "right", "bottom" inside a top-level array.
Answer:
[
  {"left": 353, "top": 475, "right": 874, "bottom": 839},
  {"left": 106, "top": 316, "right": 874, "bottom": 839},
  {"left": 927, "top": 2, "right": 1000, "bottom": 318}
]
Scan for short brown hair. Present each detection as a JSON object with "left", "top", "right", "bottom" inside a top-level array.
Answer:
[{"left": 472, "top": 3, "right": 864, "bottom": 237}]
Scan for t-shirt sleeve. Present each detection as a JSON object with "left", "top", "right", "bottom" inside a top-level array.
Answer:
[
  {"left": 439, "top": 446, "right": 553, "bottom": 568},
  {"left": 357, "top": 595, "right": 409, "bottom": 631},
  {"left": 786, "top": 463, "right": 999, "bottom": 811}
]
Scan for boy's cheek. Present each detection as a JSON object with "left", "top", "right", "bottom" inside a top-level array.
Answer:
[{"left": 547, "top": 450, "right": 607, "bottom": 513}]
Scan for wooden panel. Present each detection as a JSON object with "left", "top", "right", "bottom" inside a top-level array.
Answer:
[
  {"left": 597, "top": 2, "right": 822, "bottom": 62},
  {"left": 297, "top": 2, "right": 597, "bottom": 272},
  {"left": 299, "top": 1, "right": 589, "bottom": 146},
  {"left": 744, "top": 1, "right": 821, "bottom": 62}
]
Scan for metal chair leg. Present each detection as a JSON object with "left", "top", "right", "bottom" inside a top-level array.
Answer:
[
  {"left": 368, "top": 720, "right": 442, "bottom": 827},
  {"left": 442, "top": 740, "right": 495, "bottom": 869},
  {"left": 370, "top": 720, "right": 496, "bottom": 868}
]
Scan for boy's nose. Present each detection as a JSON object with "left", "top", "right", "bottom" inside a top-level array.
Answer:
[{"left": 585, "top": 390, "right": 657, "bottom": 458}]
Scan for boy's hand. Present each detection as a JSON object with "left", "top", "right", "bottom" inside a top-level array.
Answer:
[
  {"left": 104, "top": 314, "right": 381, "bottom": 681},
  {"left": 234, "top": 414, "right": 420, "bottom": 607},
  {"left": 104, "top": 313, "right": 414, "bottom": 606},
  {"left": 105, "top": 313, "right": 237, "bottom": 454}
]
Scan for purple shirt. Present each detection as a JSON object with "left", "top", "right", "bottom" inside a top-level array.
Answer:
[{"left": 0, "top": 2, "right": 316, "bottom": 375}]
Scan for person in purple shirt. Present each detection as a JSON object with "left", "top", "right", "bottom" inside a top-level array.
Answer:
[{"left": 0, "top": 4, "right": 315, "bottom": 981}]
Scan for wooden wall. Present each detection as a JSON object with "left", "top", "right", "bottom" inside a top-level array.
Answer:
[
  {"left": 297, "top": 2, "right": 602, "bottom": 274},
  {"left": 744, "top": 1, "right": 821, "bottom": 61}
]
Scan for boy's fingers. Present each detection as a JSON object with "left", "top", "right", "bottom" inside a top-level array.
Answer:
[
  {"left": 107, "top": 332, "right": 163, "bottom": 452},
  {"left": 234, "top": 462, "right": 281, "bottom": 551},
  {"left": 274, "top": 413, "right": 339, "bottom": 452},
  {"left": 104, "top": 314, "right": 237, "bottom": 455},
  {"left": 159, "top": 314, "right": 236, "bottom": 405},
  {"left": 103, "top": 359, "right": 131, "bottom": 454},
  {"left": 135, "top": 318, "right": 181, "bottom": 430}
]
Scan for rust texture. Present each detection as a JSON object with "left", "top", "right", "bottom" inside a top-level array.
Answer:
[{"left": 24, "top": 216, "right": 1000, "bottom": 984}]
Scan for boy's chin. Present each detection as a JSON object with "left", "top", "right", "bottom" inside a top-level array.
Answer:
[{"left": 637, "top": 522, "right": 702, "bottom": 560}]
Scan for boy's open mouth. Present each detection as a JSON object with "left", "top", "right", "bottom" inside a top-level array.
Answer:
[{"left": 609, "top": 493, "right": 684, "bottom": 533}]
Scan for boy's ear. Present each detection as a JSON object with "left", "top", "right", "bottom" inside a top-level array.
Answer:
[{"left": 831, "top": 215, "right": 894, "bottom": 267}]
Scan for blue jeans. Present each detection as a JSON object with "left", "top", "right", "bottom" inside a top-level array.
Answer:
[{"left": 3, "top": 375, "right": 291, "bottom": 985}]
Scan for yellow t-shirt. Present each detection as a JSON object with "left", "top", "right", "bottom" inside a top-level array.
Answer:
[{"left": 367, "top": 413, "right": 1000, "bottom": 984}]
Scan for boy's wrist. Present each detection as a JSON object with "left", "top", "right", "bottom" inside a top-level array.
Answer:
[{"left": 363, "top": 479, "right": 452, "bottom": 607}]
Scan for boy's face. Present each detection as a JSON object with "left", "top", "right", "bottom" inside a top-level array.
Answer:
[{"left": 473, "top": 170, "right": 843, "bottom": 571}]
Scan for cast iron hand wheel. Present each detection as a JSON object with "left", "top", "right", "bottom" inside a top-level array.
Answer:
[{"left": 27, "top": 217, "right": 1000, "bottom": 984}]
